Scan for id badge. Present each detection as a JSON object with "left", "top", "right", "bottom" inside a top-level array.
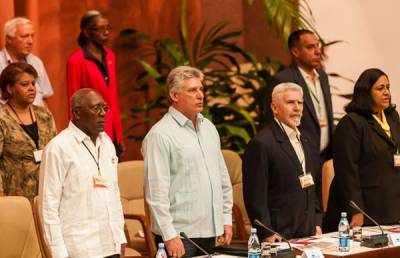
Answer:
[
  {"left": 299, "top": 173, "right": 315, "bottom": 189},
  {"left": 33, "top": 150, "right": 43, "bottom": 163},
  {"left": 93, "top": 175, "right": 108, "bottom": 188},
  {"left": 394, "top": 154, "right": 400, "bottom": 168}
]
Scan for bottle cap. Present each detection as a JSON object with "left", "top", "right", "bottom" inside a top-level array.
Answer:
[
  {"left": 158, "top": 243, "right": 165, "bottom": 248},
  {"left": 251, "top": 227, "right": 257, "bottom": 233},
  {"left": 341, "top": 212, "right": 347, "bottom": 217}
]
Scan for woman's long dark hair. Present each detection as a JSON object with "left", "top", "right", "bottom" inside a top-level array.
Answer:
[{"left": 345, "top": 68, "right": 395, "bottom": 116}]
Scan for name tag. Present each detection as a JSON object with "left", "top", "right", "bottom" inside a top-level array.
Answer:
[
  {"left": 93, "top": 175, "right": 108, "bottom": 188},
  {"left": 301, "top": 248, "right": 324, "bottom": 258},
  {"left": 389, "top": 233, "right": 400, "bottom": 246},
  {"left": 394, "top": 154, "right": 400, "bottom": 168},
  {"left": 33, "top": 150, "right": 43, "bottom": 163},
  {"left": 299, "top": 173, "right": 315, "bottom": 189}
]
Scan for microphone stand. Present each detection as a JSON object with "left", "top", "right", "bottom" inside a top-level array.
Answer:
[
  {"left": 254, "top": 219, "right": 296, "bottom": 258},
  {"left": 349, "top": 201, "right": 388, "bottom": 248},
  {"left": 180, "top": 232, "right": 212, "bottom": 257}
]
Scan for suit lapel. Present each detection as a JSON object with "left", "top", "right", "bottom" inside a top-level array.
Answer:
[
  {"left": 291, "top": 66, "right": 319, "bottom": 125},
  {"left": 272, "top": 121, "right": 303, "bottom": 172},
  {"left": 367, "top": 114, "right": 397, "bottom": 148}
]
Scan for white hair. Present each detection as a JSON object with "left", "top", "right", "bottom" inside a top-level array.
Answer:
[
  {"left": 166, "top": 66, "right": 204, "bottom": 103},
  {"left": 4, "top": 17, "right": 32, "bottom": 39},
  {"left": 271, "top": 82, "right": 303, "bottom": 104}
]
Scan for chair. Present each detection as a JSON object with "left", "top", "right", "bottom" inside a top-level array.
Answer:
[
  {"left": 321, "top": 159, "right": 335, "bottom": 213},
  {"left": 118, "top": 160, "right": 157, "bottom": 258},
  {"left": 33, "top": 196, "right": 52, "bottom": 258},
  {"left": 0, "top": 196, "right": 42, "bottom": 258},
  {"left": 221, "top": 149, "right": 250, "bottom": 241}
]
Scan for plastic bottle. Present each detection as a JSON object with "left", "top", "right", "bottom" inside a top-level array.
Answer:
[
  {"left": 156, "top": 242, "right": 168, "bottom": 258},
  {"left": 338, "top": 212, "right": 350, "bottom": 252},
  {"left": 248, "top": 227, "right": 261, "bottom": 258}
]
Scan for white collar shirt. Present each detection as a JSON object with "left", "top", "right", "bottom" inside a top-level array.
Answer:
[
  {"left": 39, "top": 122, "right": 126, "bottom": 258},
  {"left": 142, "top": 106, "right": 233, "bottom": 241},
  {"left": 0, "top": 48, "right": 54, "bottom": 106},
  {"left": 276, "top": 118, "right": 305, "bottom": 172},
  {"left": 298, "top": 66, "right": 329, "bottom": 152}
]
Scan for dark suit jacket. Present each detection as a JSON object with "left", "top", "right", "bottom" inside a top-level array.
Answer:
[
  {"left": 267, "top": 65, "right": 334, "bottom": 161},
  {"left": 242, "top": 121, "right": 322, "bottom": 240},
  {"left": 325, "top": 111, "right": 400, "bottom": 231}
]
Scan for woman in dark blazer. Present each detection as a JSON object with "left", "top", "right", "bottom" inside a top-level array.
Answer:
[{"left": 325, "top": 68, "right": 400, "bottom": 232}]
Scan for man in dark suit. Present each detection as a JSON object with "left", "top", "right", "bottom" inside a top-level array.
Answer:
[
  {"left": 243, "top": 82, "right": 322, "bottom": 242},
  {"left": 267, "top": 29, "right": 334, "bottom": 163}
]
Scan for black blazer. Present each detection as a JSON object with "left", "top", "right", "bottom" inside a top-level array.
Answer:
[
  {"left": 325, "top": 111, "right": 400, "bottom": 231},
  {"left": 267, "top": 65, "right": 334, "bottom": 161},
  {"left": 242, "top": 121, "right": 322, "bottom": 240}
]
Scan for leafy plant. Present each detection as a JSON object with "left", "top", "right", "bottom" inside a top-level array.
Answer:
[{"left": 128, "top": 21, "right": 284, "bottom": 154}]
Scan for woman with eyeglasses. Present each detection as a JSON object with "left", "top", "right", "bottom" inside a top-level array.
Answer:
[
  {"left": 0, "top": 63, "right": 56, "bottom": 201},
  {"left": 67, "top": 10, "right": 124, "bottom": 158},
  {"left": 325, "top": 68, "right": 400, "bottom": 232}
]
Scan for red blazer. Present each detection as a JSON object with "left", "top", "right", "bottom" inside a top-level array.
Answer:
[{"left": 67, "top": 48, "right": 123, "bottom": 143}]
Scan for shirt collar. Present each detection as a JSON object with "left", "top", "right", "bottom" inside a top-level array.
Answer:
[
  {"left": 68, "top": 121, "right": 106, "bottom": 145},
  {"left": 82, "top": 46, "right": 107, "bottom": 61},
  {"left": 168, "top": 106, "right": 204, "bottom": 127},
  {"left": 3, "top": 47, "right": 30, "bottom": 63},
  {"left": 298, "top": 66, "right": 319, "bottom": 80},
  {"left": 274, "top": 118, "right": 300, "bottom": 140}
]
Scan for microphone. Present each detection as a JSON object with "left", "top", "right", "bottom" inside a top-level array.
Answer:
[
  {"left": 253, "top": 219, "right": 296, "bottom": 258},
  {"left": 349, "top": 200, "right": 388, "bottom": 248},
  {"left": 180, "top": 232, "right": 212, "bottom": 258}
]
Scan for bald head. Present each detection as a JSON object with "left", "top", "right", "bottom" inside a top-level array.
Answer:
[{"left": 71, "top": 89, "right": 108, "bottom": 142}]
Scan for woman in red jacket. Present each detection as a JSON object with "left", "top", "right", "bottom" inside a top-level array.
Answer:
[{"left": 67, "top": 10, "right": 124, "bottom": 157}]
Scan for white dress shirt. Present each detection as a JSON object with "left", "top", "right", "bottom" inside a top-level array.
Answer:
[
  {"left": 298, "top": 67, "right": 329, "bottom": 152},
  {"left": 0, "top": 48, "right": 54, "bottom": 106},
  {"left": 142, "top": 106, "right": 233, "bottom": 241},
  {"left": 39, "top": 122, "right": 126, "bottom": 258},
  {"left": 276, "top": 119, "right": 306, "bottom": 172}
]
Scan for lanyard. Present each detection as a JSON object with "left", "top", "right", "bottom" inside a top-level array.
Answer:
[
  {"left": 82, "top": 142, "right": 101, "bottom": 176},
  {"left": 278, "top": 121, "right": 306, "bottom": 175},
  {"left": 305, "top": 82, "right": 320, "bottom": 105}
]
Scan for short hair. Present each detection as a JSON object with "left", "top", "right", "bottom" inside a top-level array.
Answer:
[
  {"left": 345, "top": 68, "right": 395, "bottom": 115},
  {"left": 166, "top": 66, "right": 204, "bottom": 103},
  {"left": 288, "top": 29, "right": 315, "bottom": 49},
  {"left": 71, "top": 88, "right": 98, "bottom": 111},
  {"left": 0, "top": 63, "right": 38, "bottom": 100},
  {"left": 78, "top": 10, "right": 103, "bottom": 47},
  {"left": 271, "top": 82, "right": 303, "bottom": 104},
  {"left": 4, "top": 17, "right": 32, "bottom": 39}
]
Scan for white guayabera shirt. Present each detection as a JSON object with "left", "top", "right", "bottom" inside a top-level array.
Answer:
[{"left": 39, "top": 122, "right": 126, "bottom": 258}]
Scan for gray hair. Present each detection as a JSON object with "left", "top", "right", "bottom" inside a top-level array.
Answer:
[
  {"left": 4, "top": 17, "right": 32, "bottom": 39},
  {"left": 71, "top": 88, "right": 98, "bottom": 111},
  {"left": 166, "top": 66, "right": 204, "bottom": 103},
  {"left": 271, "top": 82, "right": 303, "bottom": 104}
]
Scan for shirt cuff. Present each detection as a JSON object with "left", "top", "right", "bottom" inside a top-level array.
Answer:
[
  {"left": 161, "top": 224, "right": 178, "bottom": 241},
  {"left": 223, "top": 213, "right": 232, "bottom": 226},
  {"left": 50, "top": 244, "right": 69, "bottom": 258}
]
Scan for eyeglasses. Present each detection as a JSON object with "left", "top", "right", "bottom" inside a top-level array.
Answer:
[
  {"left": 89, "top": 104, "right": 109, "bottom": 114},
  {"left": 88, "top": 25, "right": 112, "bottom": 33}
]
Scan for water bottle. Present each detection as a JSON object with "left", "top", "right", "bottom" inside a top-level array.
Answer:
[
  {"left": 248, "top": 227, "right": 261, "bottom": 258},
  {"left": 338, "top": 212, "right": 350, "bottom": 252},
  {"left": 156, "top": 242, "right": 168, "bottom": 258}
]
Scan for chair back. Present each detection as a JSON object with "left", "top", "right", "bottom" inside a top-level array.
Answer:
[
  {"left": 0, "top": 196, "right": 42, "bottom": 258},
  {"left": 118, "top": 160, "right": 149, "bottom": 255},
  {"left": 33, "top": 196, "right": 52, "bottom": 258},
  {"left": 221, "top": 150, "right": 249, "bottom": 240},
  {"left": 322, "top": 159, "right": 335, "bottom": 213}
]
